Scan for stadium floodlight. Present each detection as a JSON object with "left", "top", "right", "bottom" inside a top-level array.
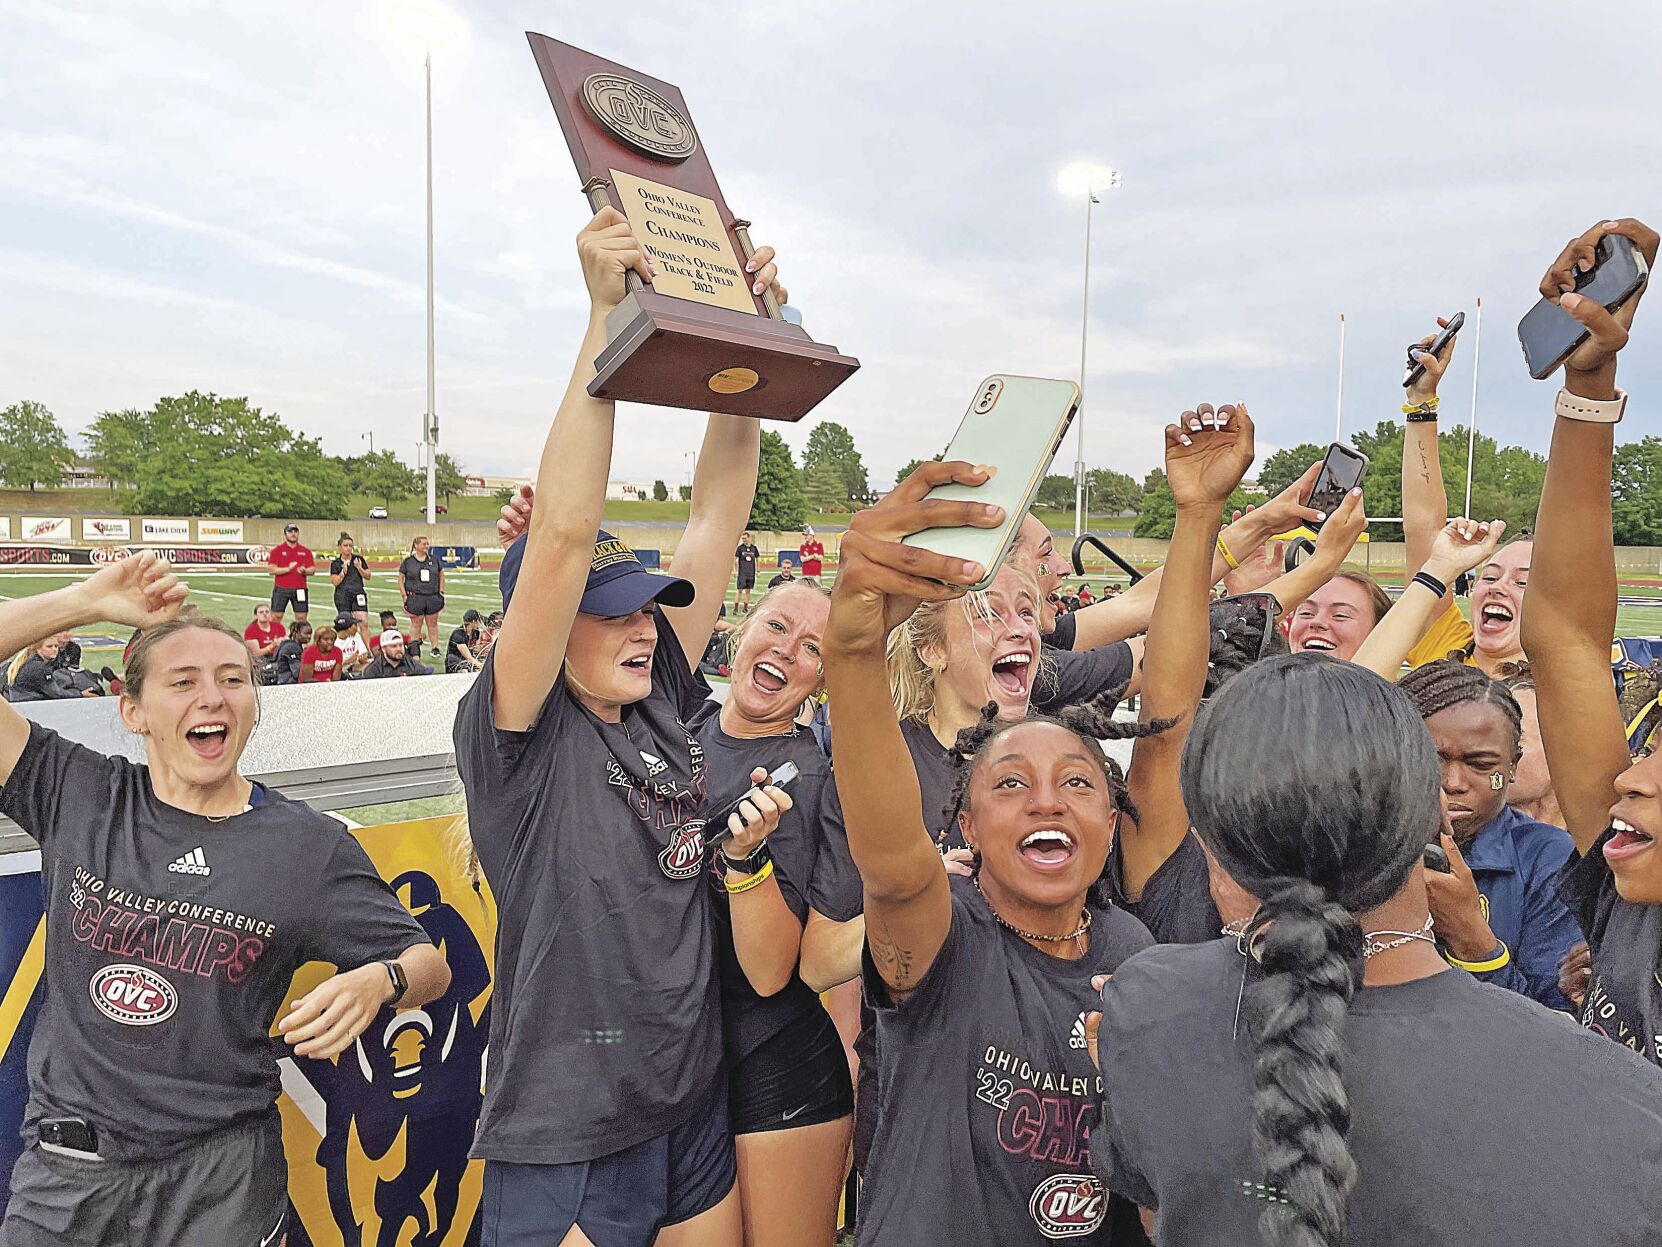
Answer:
[{"left": 1055, "top": 162, "right": 1120, "bottom": 539}]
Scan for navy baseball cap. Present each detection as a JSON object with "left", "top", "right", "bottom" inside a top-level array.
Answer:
[{"left": 500, "top": 530, "right": 694, "bottom": 616}]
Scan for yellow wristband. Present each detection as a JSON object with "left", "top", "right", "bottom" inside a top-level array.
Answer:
[
  {"left": 724, "top": 858, "right": 775, "bottom": 895},
  {"left": 1402, "top": 396, "right": 1440, "bottom": 415},
  {"left": 1216, "top": 535, "right": 1241, "bottom": 571},
  {"left": 1445, "top": 940, "right": 1510, "bottom": 973}
]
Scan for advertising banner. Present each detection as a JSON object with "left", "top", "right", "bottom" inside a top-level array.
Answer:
[
  {"left": 0, "top": 545, "right": 271, "bottom": 568},
  {"left": 197, "top": 520, "right": 245, "bottom": 543},
  {"left": 18, "top": 517, "right": 70, "bottom": 543},
  {"left": 140, "top": 518, "right": 191, "bottom": 542},
  {"left": 80, "top": 518, "right": 131, "bottom": 542},
  {"left": 0, "top": 519, "right": 9, "bottom": 540}
]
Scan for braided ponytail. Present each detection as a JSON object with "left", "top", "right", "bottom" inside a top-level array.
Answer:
[{"left": 1244, "top": 880, "right": 1364, "bottom": 1247}]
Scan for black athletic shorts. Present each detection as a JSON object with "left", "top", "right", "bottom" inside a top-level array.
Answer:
[
  {"left": 335, "top": 588, "right": 368, "bottom": 615},
  {"left": 736, "top": 568, "right": 756, "bottom": 590},
  {"left": 0, "top": 1113, "right": 286, "bottom": 1247},
  {"left": 269, "top": 585, "right": 309, "bottom": 615},
  {"left": 480, "top": 1075, "right": 734, "bottom": 1247},
  {"left": 405, "top": 592, "right": 445, "bottom": 617},
  {"left": 730, "top": 1007, "right": 853, "bottom": 1136}
]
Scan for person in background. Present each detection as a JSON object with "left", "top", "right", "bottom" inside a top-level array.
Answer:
[
  {"left": 299, "top": 625, "right": 342, "bottom": 684},
  {"left": 767, "top": 566, "right": 797, "bottom": 591},
  {"left": 1076, "top": 582, "right": 1095, "bottom": 607},
  {"left": 362, "top": 631, "right": 431, "bottom": 679},
  {"left": 799, "top": 526, "right": 824, "bottom": 579},
  {"left": 333, "top": 613, "right": 371, "bottom": 678},
  {"left": 273, "top": 620, "right": 310, "bottom": 686},
  {"left": 446, "top": 610, "right": 486, "bottom": 673},
  {"left": 367, "top": 610, "right": 404, "bottom": 653},
  {"left": 8, "top": 636, "right": 98, "bottom": 702},
  {"left": 50, "top": 641, "right": 105, "bottom": 696},
  {"left": 400, "top": 536, "right": 446, "bottom": 658},
  {"left": 1500, "top": 664, "right": 1565, "bottom": 830},
  {"left": 243, "top": 604, "right": 285, "bottom": 682},
  {"left": 476, "top": 610, "right": 505, "bottom": 662},
  {"left": 735, "top": 531, "right": 761, "bottom": 613},
  {"left": 330, "top": 532, "right": 373, "bottom": 636},
  {"left": 267, "top": 523, "right": 315, "bottom": 624}
]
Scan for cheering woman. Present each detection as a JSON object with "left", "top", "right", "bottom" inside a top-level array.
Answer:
[
  {"left": 0, "top": 553, "right": 446, "bottom": 1247},
  {"left": 1521, "top": 217, "right": 1662, "bottom": 1065},
  {"left": 454, "top": 206, "right": 790, "bottom": 1247}
]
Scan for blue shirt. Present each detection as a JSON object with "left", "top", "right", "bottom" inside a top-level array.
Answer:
[{"left": 1457, "top": 805, "right": 1582, "bottom": 1011}]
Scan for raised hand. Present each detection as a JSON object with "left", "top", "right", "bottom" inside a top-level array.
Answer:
[
  {"left": 1164, "top": 402, "right": 1255, "bottom": 511},
  {"left": 1423, "top": 518, "right": 1507, "bottom": 583},
  {"left": 827, "top": 461, "right": 1002, "bottom": 652},
  {"left": 578, "top": 206, "right": 658, "bottom": 315},
  {"left": 1311, "top": 488, "right": 1367, "bottom": 565},
  {"left": 1252, "top": 461, "right": 1325, "bottom": 533},
  {"left": 1406, "top": 316, "right": 1460, "bottom": 407},
  {"left": 78, "top": 552, "right": 187, "bottom": 630},
  {"left": 497, "top": 483, "right": 535, "bottom": 548},
  {"left": 1541, "top": 218, "right": 1659, "bottom": 396}
]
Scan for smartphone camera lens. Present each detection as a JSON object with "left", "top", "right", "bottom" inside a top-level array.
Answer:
[{"left": 974, "top": 378, "right": 1004, "bottom": 414}]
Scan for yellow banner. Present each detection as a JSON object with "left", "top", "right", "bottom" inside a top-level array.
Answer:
[{"left": 276, "top": 815, "right": 496, "bottom": 1247}]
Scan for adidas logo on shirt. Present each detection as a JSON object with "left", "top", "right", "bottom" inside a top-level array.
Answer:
[
  {"left": 168, "top": 847, "right": 210, "bottom": 876},
  {"left": 1069, "top": 1013, "right": 1088, "bottom": 1050},
  {"left": 639, "top": 750, "right": 668, "bottom": 777}
]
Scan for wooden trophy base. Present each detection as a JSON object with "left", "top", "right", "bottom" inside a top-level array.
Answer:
[{"left": 590, "top": 291, "right": 860, "bottom": 422}]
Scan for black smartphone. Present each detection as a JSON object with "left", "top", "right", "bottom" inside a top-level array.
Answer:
[
  {"left": 703, "top": 761, "right": 801, "bottom": 852},
  {"left": 1518, "top": 233, "right": 1650, "bottom": 380},
  {"left": 1423, "top": 843, "right": 1452, "bottom": 874},
  {"left": 1402, "top": 311, "right": 1466, "bottom": 389},
  {"left": 1304, "top": 443, "right": 1369, "bottom": 529},
  {"left": 39, "top": 1117, "right": 99, "bottom": 1155}
]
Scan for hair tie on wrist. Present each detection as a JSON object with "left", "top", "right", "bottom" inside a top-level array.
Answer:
[
  {"left": 1411, "top": 571, "right": 1448, "bottom": 599},
  {"left": 1403, "top": 397, "right": 1440, "bottom": 422},
  {"left": 1216, "top": 535, "right": 1241, "bottom": 571}
]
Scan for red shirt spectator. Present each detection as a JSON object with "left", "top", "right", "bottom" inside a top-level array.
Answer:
[
  {"left": 299, "top": 628, "right": 342, "bottom": 683},
  {"left": 268, "top": 531, "right": 315, "bottom": 590},
  {"left": 799, "top": 529, "right": 825, "bottom": 578},
  {"left": 243, "top": 609, "right": 285, "bottom": 656},
  {"left": 1076, "top": 586, "right": 1094, "bottom": 607}
]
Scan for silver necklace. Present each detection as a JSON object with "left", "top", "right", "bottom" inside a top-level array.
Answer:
[
  {"left": 973, "top": 875, "right": 1091, "bottom": 943},
  {"left": 1360, "top": 913, "right": 1436, "bottom": 959}
]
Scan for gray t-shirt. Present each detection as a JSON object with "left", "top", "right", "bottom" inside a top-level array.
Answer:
[
  {"left": 1103, "top": 832, "right": 1220, "bottom": 946},
  {"left": 0, "top": 722, "right": 426, "bottom": 1160},
  {"left": 1032, "top": 641, "right": 1134, "bottom": 716},
  {"left": 1095, "top": 940, "right": 1662, "bottom": 1244},
  {"left": 900, "top": 715, "right": 962, "bottom": 848},
  {"left": 455, "top": 630, "right": 722, "bottom": 1164},
  {"left": 859, "top": 878, "right": 1153, "bottom": 1245},
  {"left": 690, "top": 707, "right": 862, "bottom": 1062},
  {"left": 1560, "top": 828, "right": 1662, "bottom": 1066}
]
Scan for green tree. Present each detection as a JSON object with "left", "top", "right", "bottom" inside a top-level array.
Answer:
[
  {"left": 1034, "top": 473, "right": 1075, "bottom": 510},
  {"left": 1614, "top": 437, "right": 1662, "bottom": 546},
  {"left": 434, "top": 452, "right": 467, "bottom": 505},
  {"left": 894, "top": 454, "right": 942, "bottom": 487},
  {"left": 0, "top": 400, "right": 72, "bottom": 492},
  {"left": 125, "top": 392, "right": 348, "bottom": 517},
  {"left": 1087, "top": 468, "right": 1141, "bottom": 515},
  {"left": 492, "top": 485, "right": 516, "bottom": 506},
  {"left": 352, "top": 449, "right": 419, "bottom": 509},
  {"left": 803, "top": 458, "right": 847, "bottom": 513},
  {"left": 802, "top": 420, "right": 868, "bottom": 505},
  {"left": 83, "top": 407, "right": 149, "bottom": 488},
  {"left": 652, "top": 479, "right": 669, "bottom": 502},
  {"left": 1257, "top": 443, "right": 1328, "bottom": 498},
  {"left": 678, "top": 484, "right": 693, "bottom": 502},
  {"left": 750, "top": 430, "right": 806, "bottom": 530},
  {"left": 1133, "top": 472, "right": 1255, "bottom": 539}
]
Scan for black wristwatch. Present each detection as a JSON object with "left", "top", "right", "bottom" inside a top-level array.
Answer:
[
  {"left": 381, "top": 959, "right": 408, "bottom": 1006},
  {"left": 721, "top": 838, "right": 772, "bottom": 877}
]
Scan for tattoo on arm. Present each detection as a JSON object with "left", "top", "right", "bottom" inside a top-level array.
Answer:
[{"left": 869, "top": 922, "right": 917, "bottom": 1001}]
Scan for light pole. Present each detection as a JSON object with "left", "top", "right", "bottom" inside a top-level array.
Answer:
[
  {"left": 423, "top": 51, "right": 437, "bottom": 525},
  {"left": 361, "top": 431, "right": 375, "bottom": 456},
  {"left": 1057, "top": 162, "right": 1120, "bottom": 539}
]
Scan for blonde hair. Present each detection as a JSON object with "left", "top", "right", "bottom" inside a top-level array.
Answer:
[
  {"left": 723, "top": 579, "right": 831, "bottom": 671},
  {"left": 122, "top": 616, "right": 251, "bottom": 702},
  {"left": 885, "top": 566, "right": 1044, "bottom": 721},
  {"left": 315, "top": 626, "right": 338, "bottom": 648}
]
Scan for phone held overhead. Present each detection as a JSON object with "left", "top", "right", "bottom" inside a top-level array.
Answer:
[
  {"left": 1304, "top": 442, "right": 1370, "bottom": 531},
  {"left": 900, "top": 375, "right": 1081, "bottom": 589},
  {"left": 1518, "top": 233, "right": 1649, "bottom": 380},
  {"left": 1403, "top": 311, "right": 1466, "bottom": 389}
]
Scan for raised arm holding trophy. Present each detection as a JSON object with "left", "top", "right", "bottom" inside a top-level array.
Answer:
[{"left": 528, "top": 33, "right": 859, "bottom": 420}]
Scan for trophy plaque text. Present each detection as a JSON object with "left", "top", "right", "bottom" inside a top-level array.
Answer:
[{"left": 528, "top": 34, "right": 859, "bottom": 421}]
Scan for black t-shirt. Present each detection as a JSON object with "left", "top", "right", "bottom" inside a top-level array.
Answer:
[
  {"left": 1560, "top": 829, "right": 1662, "bottom": 1066},
  {"left": 1095, "top": 940, "right": 1662, "bottom": 1243},
  {"left": 900, "top": 715, "right": 963, "bottom": 848},
  {"left": 735, "top": 543, "right": 760, "bottom": 571},
  {"left": 446, "top": 627, "right": 477, "bottom": 667},
  {"left": 1103, "top": 832, "right": 1221, "bottom": 946},
  {"left": 330, "top": 554, "right": 368, "bottom": 600},
  {"left": 10, "top": 655, "right": 80, "bottom": 702},
  {"left": 690, "top": 706, "right": 863, "bottom": 1061},
  {"left": 1032, "top": 642, "right": 1134, "bottom": 716},
  {"left": 1051, "top": 610, "right": 1080, "bottom": 651},
  {"left": 0, "top": 723, "right": 427, "bottom": 1159},
  {"left": 455, "top": 627, "right": 720, "bottom": 1164},
  {"left": 400, "top": 554, "right": 441, "bottom": 597},
  {"left": 273, "top": 639, "right": 303, "bottom": 684},
  {"left": 859, "top": 879, "right": 1153, "bottom": 1245}
]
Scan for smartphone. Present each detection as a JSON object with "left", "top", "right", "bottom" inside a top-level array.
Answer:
[
  {"left": 1304, "top": 443, "right": 1369, "bottom": 529},
  {"left": 1423, "top": 843, "right": 1453, "bottom": 874},
  {"left": 1402, "top": 311, "right": 1466, "bottom": 389},
  {"left": 38, "top": 1117, "right": 99, "bottom": 1156},
  {"left": 1518, "top": 233, "right": 1650, "bottom": 380},
  {"left": 901, "top": 375, "right": 1081, "bottom": 589},
  {"left": 704, "top": 761, "right": 801, "bottom": 851}
]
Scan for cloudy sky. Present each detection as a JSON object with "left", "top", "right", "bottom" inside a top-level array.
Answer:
[{"left": 4, "top": 0, "right": 1659, "bottom": 493}]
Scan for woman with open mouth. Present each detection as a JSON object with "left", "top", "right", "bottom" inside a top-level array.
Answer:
[
  {"left": 824, "top": 453, "right": 1180, "bottom": 1246},
  {"left": 0, "top": 553, "right": 447, "bottom": 1246},
  {"left": 1522, "top": 217, "right": 1662, "bottom": 1068},
  {"left": 687, "top": 578, "right": 864, "bottom": 1247}
]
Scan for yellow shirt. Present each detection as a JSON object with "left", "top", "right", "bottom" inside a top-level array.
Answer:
[{"left": 1405, "top": 598, "right": 1476, "bottom": 669}]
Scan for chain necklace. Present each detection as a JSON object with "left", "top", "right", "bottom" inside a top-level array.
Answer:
[
  {"left": 973, "top": 875, "right": 1091, "bottom": 943},
  {"left": 1361, "top": 913, "right": 1436, "bottom": 959}
]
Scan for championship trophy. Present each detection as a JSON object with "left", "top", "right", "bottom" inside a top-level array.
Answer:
[{"left": 528, "top": 34, "right": 860, "bottom": 421}]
